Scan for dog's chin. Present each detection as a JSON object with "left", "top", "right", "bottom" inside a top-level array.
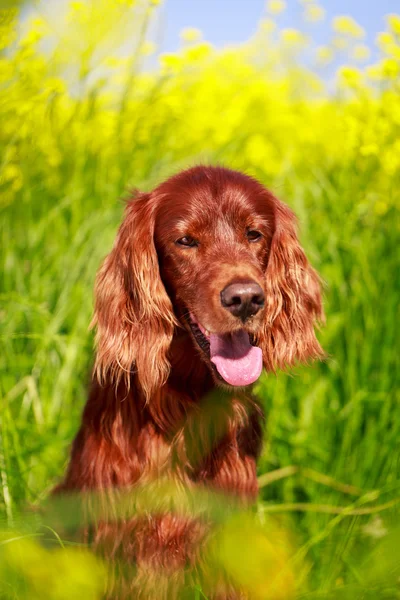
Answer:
[{"left": 184, "top": 313, "right": 263, "bottom": 388}]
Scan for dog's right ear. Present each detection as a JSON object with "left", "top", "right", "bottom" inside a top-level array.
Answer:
[{"left": 91, "top": 192, "right": 177, "bottom": 400}]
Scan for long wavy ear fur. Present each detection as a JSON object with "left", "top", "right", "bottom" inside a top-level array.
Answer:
[
  {"left": 91, "top": 192, "right": 177, "bottom": 399},
  {"left": 258, "top": 196, "right": 325, "bottom": 371}
]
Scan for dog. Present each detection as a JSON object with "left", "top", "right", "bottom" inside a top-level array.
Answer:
[{"left": 56, "top": 165, "right": 323, "bottom": 598}]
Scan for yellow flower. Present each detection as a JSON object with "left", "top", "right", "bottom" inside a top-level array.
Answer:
[
  {"left": 333, "top": 16, "right": 365, "bottom": 38},
  {"left": 180, "top": 27, "right": 203, "bottom": 43},
  {"left": 45, "top": 77, "right": 66, "bottom": 94},
  {"left": 304, "top": 4, "right": 325, "bottom": 23},
  {"left": 365, "top": 63, "right": 384, "bottom": 80},
  {"left": 266, "top": 0, "right": 286, "bottom": 15},
  {"left": 70, "top": 1, "right": 84, "bottom": 11},
  {"left": 316, "top": 45, "right": 334, "bottom": 64},
  {"left": 210, "top": 515, "right": 296, "bottom": 600},
  {"left": 183, "top": 42, "right": 212, "bottom": 62},
  {"left": 376, "top": 33, "right": 400, "bottom": 59},
  {"left": 381, "top": 57, "right": 400, "bottom": 77},
  {"left": 376, "top": 32, "right": 395, "bottom": 49},
  {"left": 281, "top": 28, "right": 308, "bottom": 46},
  {"left": 159, "top": 52, "right": 182, "bottom": 72},
  {"left": 360, "top": 143, "right": 379, "bottom": 156},
  {"left": 1, "top": 164, "right": 21, "bottom": 183},
  {"left": 259, "top": 18, "right": 276, "bottom": 34},
  {"left": 103, "top": 56, "right": 121, "bottom": 68},
  {"left": 351, "top": 44, "right": 370, "bottom": 61},
  {"left": 387, "top": 14, "right": 400, "bottom": 35},
  {"left": 337, "top": 65, "right": 362, "bottom": 87}
]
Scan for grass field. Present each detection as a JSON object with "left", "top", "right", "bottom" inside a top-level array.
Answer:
[{"left": 1, "top": 1, "right": 400, "bottom": 598}]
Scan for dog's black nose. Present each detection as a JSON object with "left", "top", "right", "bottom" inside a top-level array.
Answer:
[{"left": 220, "top": 281, "right": 265, "bottom": 322}]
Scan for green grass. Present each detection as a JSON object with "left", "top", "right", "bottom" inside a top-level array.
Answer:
[{"left": 1, "top": 2, "right": 400, "bottom": 597}]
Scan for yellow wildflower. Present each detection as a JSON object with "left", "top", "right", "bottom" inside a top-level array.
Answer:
[
  {"left": 211, "top": 515, "right": 296, "bottom": 600},
  {"left": 159, "top": 52, "right": 182, "bottom": 73},
  {"left": 360, "top": 143, "right": 379, "bottom": 156},
  {"left": 333, "top": 16, "right": 365, "bottom": 38},
  {"left": 266, "top": 0, "right": 286, "bottom": 16},
  {"left": 281, "top": 28, "right": 308, "bottom": 46},
  {"left": 365, "top": 63, "right": 384, "bottom": 80},
  {"left": 180, "top": 27, "right": 203, "bottom": 43},
  {"left": 381, "top": 57, "right": 400, "bottom": 77},
  {"left": 184, "top": 42, "right": 212, "bottom": 63},
  {"left": 376, "top": 32, "right": 395, "bottom": 49},
  {"left": 2, "top": 164, "right": 21, "bottom": 183},
  {"left": 337, "top": 65, "right": 362, "bottom": 87},
  {"left": 304, "top": 4, "right": 325, "bottom": 23},
  {"left": 316, "top": 45, "right": 334, "bottom": 64},
  {"left": 386, "top": 14, "right": 400, "bottom": 35},
  {"left": 351, "top": 44, "right": 370, "bottom": 61},
  {"left": 259, "top": 18, "right": 276, "bottom": 34},
  {"left": 45, "top": 77, "right": 66, "bottom": 94}
]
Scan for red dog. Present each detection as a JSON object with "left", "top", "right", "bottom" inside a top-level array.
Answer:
[{"left": 57, "top": 165, "right": 323, "bottom": 597}]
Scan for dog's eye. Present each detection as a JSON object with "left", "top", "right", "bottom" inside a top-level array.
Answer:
[
  {"left": 246, "top": 230, "right": 262, "bottom": 242},
  {"left": 176, "top": 236, "right": 198, "bottom": 247}
]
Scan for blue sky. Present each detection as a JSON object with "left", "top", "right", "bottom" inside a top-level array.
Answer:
[{"left": 158, "top": 0, "right": 399, "bottom": 52}]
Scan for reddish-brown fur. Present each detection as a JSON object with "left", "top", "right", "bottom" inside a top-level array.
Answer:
[{"left": 56, "top": 165, "right": 324, "bottom": 598}]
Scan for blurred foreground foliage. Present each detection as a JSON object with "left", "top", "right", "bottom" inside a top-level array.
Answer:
[{"left": 0, "top": 0, "right": 400, "bottom": 597}]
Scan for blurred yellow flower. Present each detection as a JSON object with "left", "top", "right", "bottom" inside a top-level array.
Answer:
[
  {"left": 281, "top": 28, "right": 308, "bottom": 46},
  {"left": 211, "top": 515, "right": 296, "bottom": 600},
  {"left": 304, "top": 4, "right": 325, "bottom": 23},
  {"left": 333, "top": 36, "right": 349, "bottom": 50},
  {"left": 259, "top": 18, "right": 277, "bottom": 34},
  {"left": 19, "top": 28, "right": 43, "bottom": 47},
  {"left": 360, "top": 143, "right": 379, "bottom": 156},
  {"left": 333, "top": 16, "right": 365, "bottom": 38},
  {"left": 103, "top": 56, "right": 121, "bottom": 68},
  {"left": 245, "top": 134, "right": 281, "bottom": 173},
  {"left": 386, "top": 13, "right": 400, "bottom": 35},
  {"left": 351, "top": 44, "right": 370, "bottom": 61},
  {"left": 180, "top": 27, "right": 203, "bottom": 43},
  {"left": 316, "top": 45, "right": 334, "bottom": 64},
  {"left": 70, "top": 1, "right": 84, "bottom": 11},
  {"left": 1, "top": 164, "right": 21, "bottom": 184},
  {"left": 159, "top": 52, "right": 182, "bottom": 72},
  {"left": 31, "top": 17, "right": 48, "bottom": 31},
  {"left": 184, "top": 42, "right": 212, "bottom": 62},
  {"left": 337, "top": 65, "right": 362, "bottom": 87},
  {"left": 376, "top": 32, "right": 395, "bottom": 49},
  {"left": 381, "top": 57, "right": 400, "bottom": 77},
  {"left": 45, "top": 77, "right": 66, "bottom": 94},
  {"left": 365, "top": 63, "right": 384, "bottom": 80},
  {"left": 266, "top": 0, "right": 286, "bottom": 15},
  {"left": 0, "top": 535, "right": 106, "bottom": 600}
]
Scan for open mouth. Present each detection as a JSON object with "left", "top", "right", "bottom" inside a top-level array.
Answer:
[{"left": 186, "top": 313, "right": 263, "bottom": 387}]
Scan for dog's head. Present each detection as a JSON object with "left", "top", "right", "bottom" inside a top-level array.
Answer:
[{"left": 93, "top": 165, "right": 324, "bottom": 398}]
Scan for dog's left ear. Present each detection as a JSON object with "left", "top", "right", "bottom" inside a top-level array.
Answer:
[
  {"left": 92, "top": 191, "right": 177, "bottom": 399},
  {"left": 258, "top": 195, "right": 325, "bottom": 371}
]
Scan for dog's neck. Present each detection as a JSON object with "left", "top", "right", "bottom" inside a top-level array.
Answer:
[{"left": 167, "top": 329, "right": 215, "bottom": 400}]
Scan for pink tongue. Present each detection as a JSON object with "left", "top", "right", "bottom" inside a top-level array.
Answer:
[{"left": 210, "top": 330, "right": 263, "bottom": 386}]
